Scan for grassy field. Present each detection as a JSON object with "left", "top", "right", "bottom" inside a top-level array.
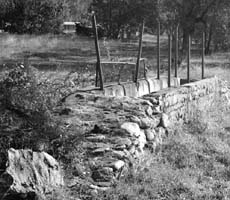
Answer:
[{"left": 1, "top": 33, "right": 230, "bottom": 83}]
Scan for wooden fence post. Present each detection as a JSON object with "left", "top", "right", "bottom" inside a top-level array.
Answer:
[
  {"left": 92, "top": 13, "right": 104, "bottom": 90},
  {"left": 187, "top": 35, "right": 191, "bottom": 83},
  {"left": 168, "top": 33, "right": 172, "bottom": 87},
  {"left": 175, "top": 25, "right": 179, "bottom": 78},
  {"left": 143, "top": 59, "right": 147, "bottom": 79},
  {"left": 202, "top": 31, "right": 205, "bottom": 79},
  {"left": 157, "top": 20, "right": 160, "bottom": 80},
  {"left": 135, "top": 20, "right": 144, "bottom": 83}
]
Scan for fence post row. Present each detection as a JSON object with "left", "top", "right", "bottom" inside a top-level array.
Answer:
[
  {"left": 175, "top": 25, "right": 179, "bottom": 78},
  {"left": 157, "top": 20, "right": 160, "bottom": 80},
  {"left": 187, "top": 35, "right": 191, "bottom": 83},
  {"left": 135, "top": 20, "right": 145, "bottom": 83},
  {"left": 202, "top": 31, "right": 205, "bottom": 79},
  {"left": 168, "top": 33, "right": 172, "bottom": 87},
  {"left": 92, "top": 12, "right": 104, "bottom": 90}
]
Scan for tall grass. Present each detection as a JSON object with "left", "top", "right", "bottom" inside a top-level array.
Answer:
[{"left": 95, "top": 93, "right": 230, "bottom": 200}]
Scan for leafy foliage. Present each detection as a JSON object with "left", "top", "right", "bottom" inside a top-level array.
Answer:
[
  {"left": 0, "top": 0, "right": 66, "bottom": 34},
  {"left": 91, "top": 0, "right": 230, "bottom": 52},
  {"left": 0, "top": 65, "right": 64, "bottom": 155}
]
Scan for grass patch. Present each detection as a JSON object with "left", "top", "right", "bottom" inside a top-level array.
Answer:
[
  {"left": 97, "top": 124, "right": 230, "bottom": 200},
  {"left": 95, "top": 101, "right": 230, "bottom": 200}
]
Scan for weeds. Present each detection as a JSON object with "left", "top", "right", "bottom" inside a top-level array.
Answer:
[
  {"left": 0, "top": 64, "right": 66, "bottom": 158},
  {"left": 95, "top": 97, "right": 230, "bottom": 200}
]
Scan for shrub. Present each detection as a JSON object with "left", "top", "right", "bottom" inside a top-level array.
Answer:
[
  {"left": 1, "top": 0, "right": 66, "bottom": 34},
  {"left": 0, "top": 64, "right": 63, "bottom": 154}
]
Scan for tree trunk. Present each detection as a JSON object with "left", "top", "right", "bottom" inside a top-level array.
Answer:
[
  {"left": 205, "top": 24, "right": 213, "bottom": 55},
  {"left": 182, "top": 30, "right": 189, "bottom": 55},
  {"left": 180, "top": 28, "right": 190, "bottom": 63}
]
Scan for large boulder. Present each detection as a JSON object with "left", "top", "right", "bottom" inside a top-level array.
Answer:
[{"left": 0, "top": 148, "right": 64, "bottom": 199}]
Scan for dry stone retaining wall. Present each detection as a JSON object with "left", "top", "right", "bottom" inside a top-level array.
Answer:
[
  {"left": 61, "top": 76, "right": 229, "bottom": 189},
  {"left": 144, "top": 76, "right": 227, "bottom": 123}
]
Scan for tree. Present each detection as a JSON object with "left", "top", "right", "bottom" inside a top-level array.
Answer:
[
  {"left": 0, "top": 0, "right": 67, "bottom": 34},
  {"left": 91, "top": 0, "right": 159, "bottom": 38},
  {"left": 64, "top": 0, "right": 92, "bottom": 21},
  {"left": 160, "top": 0, "right": 230, "bottom": 53}
]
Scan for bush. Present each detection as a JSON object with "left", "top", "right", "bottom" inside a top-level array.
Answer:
[
  {"left": 2, "top": 0, "right": 66, "bottom": 34},
  {"left": 0, "top": 64, "right": 63, "bottom": 154}
]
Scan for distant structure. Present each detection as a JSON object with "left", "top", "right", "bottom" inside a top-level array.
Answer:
[
  {"left": 63, "top": 22, "right": 79, "bottom": 34},
  {"left": 62, "top": 21, "right": 105, "bottom": 38}
]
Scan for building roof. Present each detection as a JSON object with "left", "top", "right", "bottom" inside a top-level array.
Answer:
[{"left": 63, "top": 22, "right": 79, "bottom": 25}]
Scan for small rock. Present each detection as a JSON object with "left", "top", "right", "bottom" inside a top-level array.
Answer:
[
  {"left": 130, "top": 116, "right": 141, "bottom": 125},
  {"left": 144, "top": 98, "right": 158, "bottom": 106},
  {"left": 92, "top": 147, "right": 110, "bottom": 154},
  {"left": 89, "top": 183, "right": 110, "bottom": 191},
  {"left": 140, "top": 100, "right": 153, "bottom": 106},
  {"left": 138, "top": 130, "right": 147, "bottom": 151},
  {"left": 113, "top": 137, "right": 132, "bottom": 148},
  {"left": 152, "top": 106, "right": 161, "bottom": 114},
  {"left": 128, "top": 145, "right": 136, "bottom": 154},
  {"left": 146, "top": 106, "right": 153, "bottom": 116},
  {"left": 145, "top": 129, "right": 156, "bottom": 141},
  {"left": 160, "top": 113, "right": 170, "bottom": 128},
  {"left": 134, "top": 150, "right": 141, "bottom": 158},
  {"left": 96, "top": 182, "right": 112, "bottom": 188},
  {"left": 133, "top": 139, "right": 139, "bottom": 146},
  {"left": 111, "top": 150, "right": 126, "bottom": 159},
  {"left": 139, "top": 117, "right": 152, "bottom": 129},
  {"left": 121, "top": 122, "right": 141, "bottom": 137},
  {"left": 90, "top": 189, "right": 98, "bottom": 197},
  {"left": 114, "top": 144, "right": 127, "bottom": 150},
  {"left": 140, "top": 117, "right": 160, "bottom": 129},
  {"left": 83, "top": 142, "right": 110, "bottom": 150},
  {"left": 152, "top": 116, "right": 161, "bottom": 127},
  {"left": 86, "top": 135, "right": 106, "bottom": 142},
  {"left": 112, "top": 160, "right": 125, "bottom": 171}
]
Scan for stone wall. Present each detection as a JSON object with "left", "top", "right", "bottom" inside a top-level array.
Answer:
[
  {"left": 143, "top": 76, "right": 228, "bottom": 123},
  {"left": 61, "top": 76, "right": 229, "bottom": 189}
]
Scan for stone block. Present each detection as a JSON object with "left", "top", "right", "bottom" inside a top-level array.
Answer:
[
  {"left": 137, "top": 79, "right": 150, "bottom": 96},
  {"left": 104, "top": 85, "right": 125, "bottom": 97},
  {"left": 171, "top": 77, "right": 180, "bottom": 87},
  {"left": 147, "top": 78, "right": 161, "bottom": 93},
  {"left": 122, "top": 82, "right": 138, "bottom": 97},
  {"left": 160, "top": 77, "right": 168, "bottom": 89}
]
